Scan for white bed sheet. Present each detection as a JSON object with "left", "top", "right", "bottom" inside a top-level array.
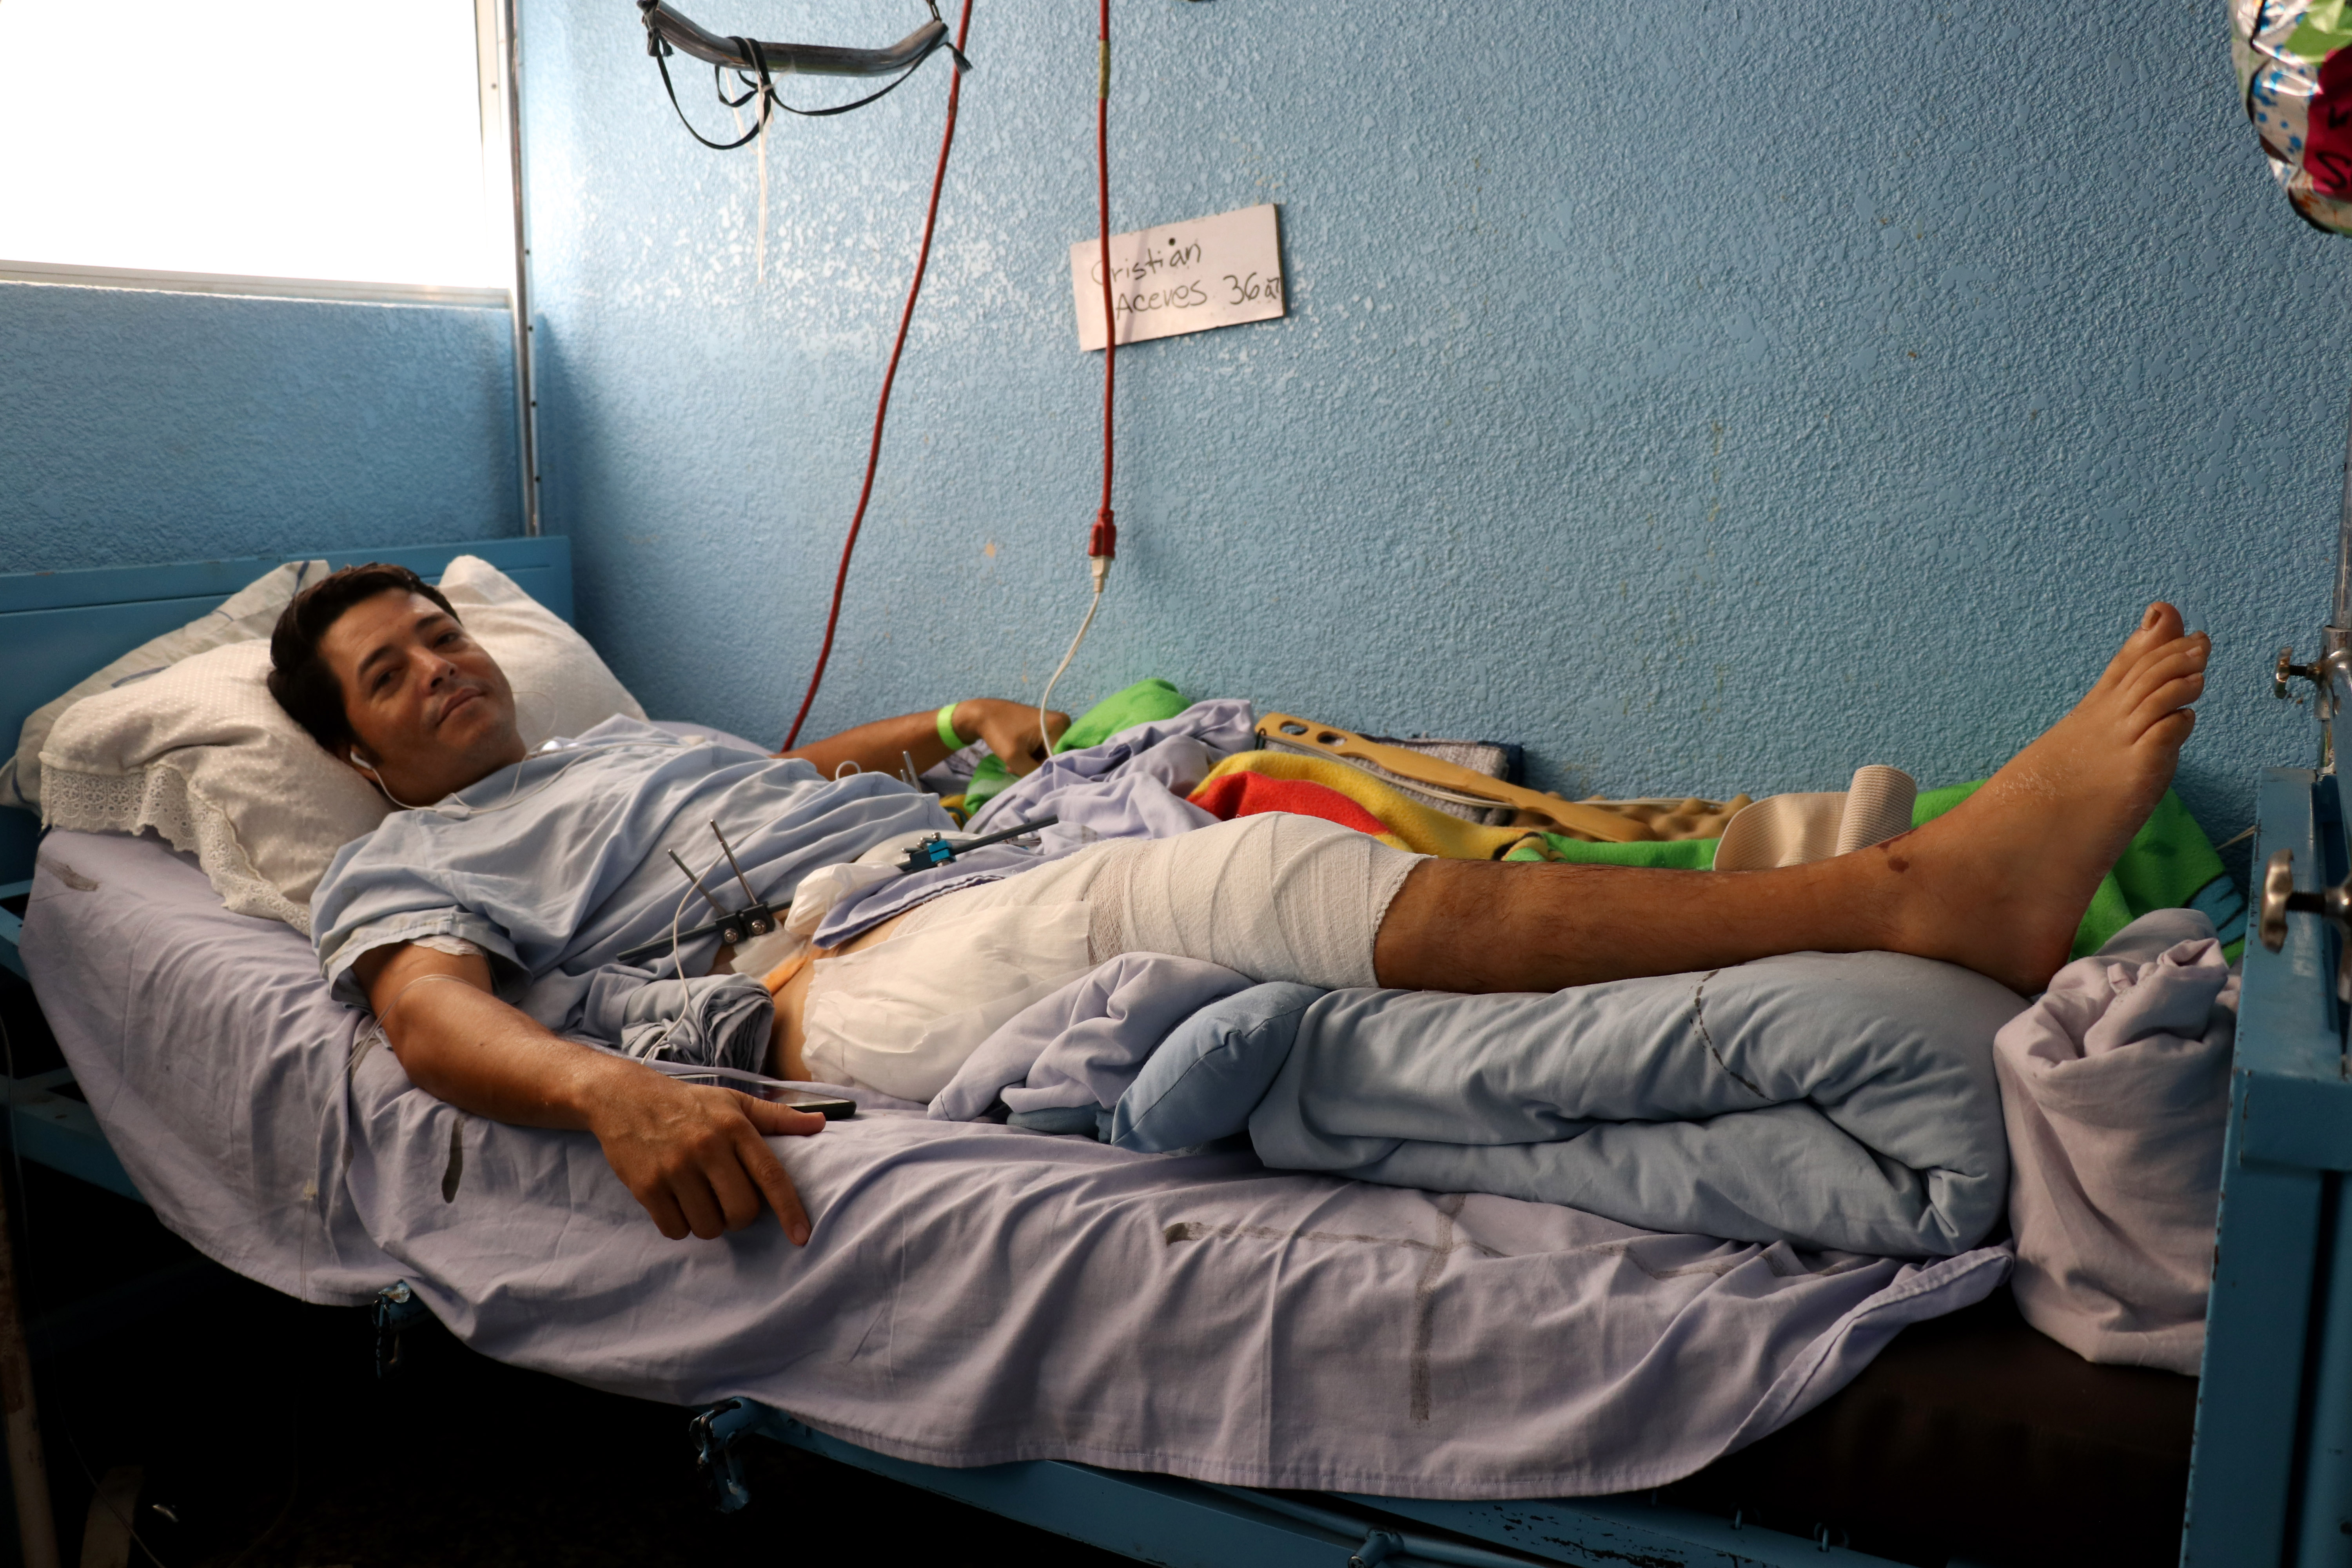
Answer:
[{"left": 19, "top": 824, "right": 2013, "bottom": 1498}]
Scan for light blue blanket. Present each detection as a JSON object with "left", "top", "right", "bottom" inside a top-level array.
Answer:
[{"left": 937, "top": 950, "right": 2025, "bottom": 1258}]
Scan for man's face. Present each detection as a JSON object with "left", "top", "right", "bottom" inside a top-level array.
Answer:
[{"left": 319, "top": 589, "right": 525, "bottom": 805}]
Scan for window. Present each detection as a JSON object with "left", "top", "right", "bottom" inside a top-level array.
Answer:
[{"left": 0, "top": 0, "right": 509, "bottom": 300}]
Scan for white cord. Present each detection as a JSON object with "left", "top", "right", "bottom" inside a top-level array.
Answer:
[
  {"left": 635, "top": 861, "right": 713, "bottom": 1063},
  {"left": 363, "top": 737, "right": 682, "bottom": 817},
  {"left": 1037, "top": 557, "right": 1109, "bottom": 757},
  {"left": 757, "top": 107, "right": 772, "bottom": 285},
  {"left": 724, "top": 94, "right": 772, "bottom": 285}
]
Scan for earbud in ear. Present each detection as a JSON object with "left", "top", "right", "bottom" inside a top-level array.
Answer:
[{"left": 351, "top": 749, "right": 377, "bottom": 771}]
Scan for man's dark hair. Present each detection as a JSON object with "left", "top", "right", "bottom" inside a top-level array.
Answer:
[{"left": 267, "top": 563, "right": 460, "bottom": 754}]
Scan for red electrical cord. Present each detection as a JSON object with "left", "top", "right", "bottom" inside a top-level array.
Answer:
[
  {"left": 779, "top": 0, "right": 977, "bottom": 751},
  {"left": 1091, "top": 0, "right": 1116, "bottom": 564},
  {"left": 1031, "top": 0, "right": 1118, "bottom": 757}
]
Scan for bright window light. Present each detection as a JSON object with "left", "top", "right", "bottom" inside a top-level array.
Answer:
[{"left": 0, "top": 0, "right": 500, "bottom": 287}]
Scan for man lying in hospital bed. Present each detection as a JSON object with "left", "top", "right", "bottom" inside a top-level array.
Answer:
[{"left": 274, "top": 562, "right": 2213, "bottom": 1255}]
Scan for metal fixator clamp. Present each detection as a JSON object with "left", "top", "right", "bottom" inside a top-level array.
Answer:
[
  {"left": 895, "top": 813, "right": 1060, "bottom": 875},
  {"left": 615, "top": 821, "right": 777, "bottom": 965}
]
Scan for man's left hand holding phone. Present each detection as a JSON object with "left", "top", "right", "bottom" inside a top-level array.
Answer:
[{"left": 356, "top": 941, "right": 828, "bottom": 1243}]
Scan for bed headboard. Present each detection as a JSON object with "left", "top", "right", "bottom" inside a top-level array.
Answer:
[{"left": 0, "top": 535, "right": 573, "bottom": 887}]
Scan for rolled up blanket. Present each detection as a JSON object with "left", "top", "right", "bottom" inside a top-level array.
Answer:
[
  {"left": 1993, "top": 908, "right": 2234, "bottom": 1374},
  {"left": 613, "top": 973, "right": 775, "bottom": 1074}
]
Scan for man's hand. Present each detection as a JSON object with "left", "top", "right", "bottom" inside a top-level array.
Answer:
[
  {"left": 582, "top": 1075, "right": 826, "bottom": 1243},
  {"left": 956, "top": 698, "right": 1071, "bottom": 777},
  {"left": 780, "top": 699, "right": 1068, "bottom": 780},
  {"left": 358, "top": 941, "right": 828, "bottom": 1243}
]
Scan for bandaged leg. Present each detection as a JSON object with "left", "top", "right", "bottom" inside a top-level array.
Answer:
[
  {"left": 1082, "top": 813, "right": 1423, "bottom": 987},
  {"left": 799, "top": 816, "right": 1423, "bottom": 1100},
  {"left": 897, "top": 813, "right": 1422, "bottom": 989},
  {"left": 799, "top": 900, "right": 1095, "bottom": 1102}
]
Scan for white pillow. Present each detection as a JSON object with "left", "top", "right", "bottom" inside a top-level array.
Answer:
[
  {"left": 37, "top": 555, "right": 646, "bottom": 934},
  {"left": 0, "top": 559, "right": 330, "bottom": 812},
  {"left": 435, "top": 555, "right": 646, "bottom": 750}
]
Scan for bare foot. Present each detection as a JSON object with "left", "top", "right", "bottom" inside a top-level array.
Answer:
[{"left": 1879, "top": 603, "right": 2207, "bottom": 993}]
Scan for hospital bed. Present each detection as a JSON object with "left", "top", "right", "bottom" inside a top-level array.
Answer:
[{"left": 0, "top": 537, "right": 2312, "bottom": 1568}]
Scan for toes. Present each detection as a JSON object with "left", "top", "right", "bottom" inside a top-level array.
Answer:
[
  {"left": 2143, "top": 707, "right": 2197, "bottom": 751},
  {"left": 2141, "top": 633, "right": 2210, "bottom": 675},
  {"left": 2118, "top": 634, "right": 2209, "bottom": 699},
  {"left": 2130, "top": 671, "right": 2207, "bottom": 732},
  {"left": 2100, "top": 604, "right": 2187, "bottom": 686}
]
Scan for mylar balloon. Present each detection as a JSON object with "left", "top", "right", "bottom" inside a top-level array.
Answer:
[{"left": 2236, "top": 0, "right": 2352, "bottom": 232}]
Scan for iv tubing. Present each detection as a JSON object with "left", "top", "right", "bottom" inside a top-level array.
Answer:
[
  {"left": 1038, "top": 0, "right": 1119, "bottom": 757},
  {"left": 780, "top": 0, "right": 976, "bottom": 750},
  {"left": 1091, "top": 0, "right": 1117, "bottom": 561},
  {"left": 1036, "top": 557, "right": 1106, "bottom": 756}
]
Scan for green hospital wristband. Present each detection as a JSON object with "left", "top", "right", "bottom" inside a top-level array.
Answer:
[{"left": 936, "top": 702, "right": 965, "bottom": 752}]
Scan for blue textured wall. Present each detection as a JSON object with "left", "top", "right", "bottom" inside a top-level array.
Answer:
[
  {"left": 0, "top": 283, "right": 519, "bottom": 572},
  {"left": 524, "top": 0, "right": 2352, "bottom": 855}
]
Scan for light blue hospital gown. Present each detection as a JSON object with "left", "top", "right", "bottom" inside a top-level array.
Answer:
[{"left": 309, "top": 717, "right": 948, "bottom": 1039}]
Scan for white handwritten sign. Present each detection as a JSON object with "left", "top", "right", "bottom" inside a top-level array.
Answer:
[{"left": 1069, "top": 203, "right": 1285, "bottom": 351}]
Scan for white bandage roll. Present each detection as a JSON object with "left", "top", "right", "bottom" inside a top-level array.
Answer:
[
  {"left": 1833, "top": 765, "right": 1919, "bottom": 857},
  {"left": 1713, "top": 766, "right": 1918, "bottom": 872}
]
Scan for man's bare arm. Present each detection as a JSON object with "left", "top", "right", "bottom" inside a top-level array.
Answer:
[
  {"left": 781, "top": 698, "right": 1069, "bottom": 780},
  {"left": 354, "top": 943, "right": 824, "bottom": 1242}
]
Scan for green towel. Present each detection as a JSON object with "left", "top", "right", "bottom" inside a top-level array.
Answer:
[
  {"left": 961, "top": 677, "right": 1192, "bottom": 815},
  {"left": 1500, "top": 836, "right": 1723, "bottom": 870},
  {"left": 1503, "top": 784, "right": 2244, "bottom": 963}
]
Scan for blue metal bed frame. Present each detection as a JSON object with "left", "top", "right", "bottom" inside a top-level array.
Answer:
[{"left": 0, "top": 538, "right": 2334, "bottom": 1566}]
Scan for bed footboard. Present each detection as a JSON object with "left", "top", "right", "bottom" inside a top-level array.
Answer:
[{"left": 2187, "top": 766, "right": 2352, "bottom": 1566}]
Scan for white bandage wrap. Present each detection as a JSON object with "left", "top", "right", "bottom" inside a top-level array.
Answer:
[
  {"left": 1080, "top": 813, "right": 1420, "bottom": 988},
  {"left": 799, "top": 816, "right": 1425, "bottom": 1101},
  {"left": 800, "top": 901, "right": 1096, "bottom": 1103}
]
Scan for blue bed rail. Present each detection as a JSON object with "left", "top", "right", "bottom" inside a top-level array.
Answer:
[
  {"left": 702, "top": 1399, "right": 1897, "bottom": 1566},
  {"left": 2185, "top": 767, "right": 2352, "bottom": 1565}
]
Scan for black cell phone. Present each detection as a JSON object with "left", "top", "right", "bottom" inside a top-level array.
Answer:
[{"left": 771, "top": 1090, "right": 857, "bottom": 1119}]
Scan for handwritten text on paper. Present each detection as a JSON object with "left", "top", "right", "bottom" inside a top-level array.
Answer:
[{"left": 1069, "top": 203, "right": 1285, "bottom": 351}]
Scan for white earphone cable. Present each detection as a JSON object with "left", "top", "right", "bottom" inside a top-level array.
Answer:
[{"left": 357, "top": 736, "right": 684, "bottom": 817}]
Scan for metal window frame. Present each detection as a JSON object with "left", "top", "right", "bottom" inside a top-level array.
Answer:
[
  {"left": 0, "top": 259, "right": 509, "bottom": 309},
  {"left": 1, "top": 0, "right": 540, "bottom": 535}
]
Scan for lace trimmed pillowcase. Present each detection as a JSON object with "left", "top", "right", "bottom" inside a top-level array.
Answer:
[
  {"left": 0, "top": 559, "right": 334, "bottom": 814},
  {"left": 31, "top": 555, "right": 646, "bottom": 935}
]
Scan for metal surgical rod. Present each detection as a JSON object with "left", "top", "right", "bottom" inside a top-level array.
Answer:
[
  {"left": 638, "top": 0, "right": 951, "bottom": 77},
  {"left": 667, "top": 851, "right": 732, "bottom": 921}
]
